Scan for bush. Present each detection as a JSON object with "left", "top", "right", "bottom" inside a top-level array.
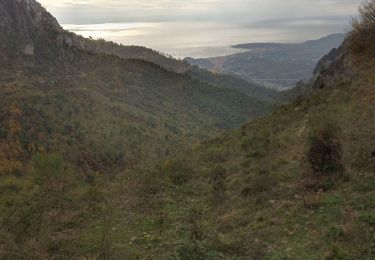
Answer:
[
  {"left": 308, "top": 125, "right": 343, "bottom": 175},
  {"left": 210, "top": 166, "right": 226, "bottom": 206},
  {"left": 304, "top": 122, "right": 346, "bottom": 190},
  {"left": 187, "top": 208, "right": 204, "bottom": 241},
  {"left": 0, "top": 154, "right": 83, "bottom": 258},
  {"left": 0, "top": 127, "right": 7, "bottom": 139},
  {"left": 163, "top": 160, "right": 193, "bottom": 186},
  {"left": 133, "top": 168, "right": 166, "bottom": 211},
  {"left": 241, "top": 128, "right": 271, "bottom": 159},
  {"left": 175, "top": 241, "right": 219, "bottom": 260},
  {"left": 32, "top": 154, "right": 64, "bottom": 185},
  {"left": 170, "top": 169, "right": 191, "bottom": 186},
  {"left": 242, "top": 170, "right": 276, "bottom": 197},
  {"left": 203, "top": 146, "right": 227, "bottom": 163},
  {"left": 349, "top": 0, "right": 375, "bottom": 58}
]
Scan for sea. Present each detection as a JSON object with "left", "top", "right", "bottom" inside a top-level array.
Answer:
[{"left": 63, "top": 21, "right": 343, "bottom": 59}]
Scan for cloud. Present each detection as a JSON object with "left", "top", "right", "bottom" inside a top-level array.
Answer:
[
  {"left": 43, "top": 0, "right": 361, "bottom": 56},
  {"left": 39, "top": 0, "right": 225, "bottom": 10},
  {"left": 39, "top": 0, "right": 362, "bottom": 24}
]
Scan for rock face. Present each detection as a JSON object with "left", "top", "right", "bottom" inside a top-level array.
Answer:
[
  {"left": 312, "top": 39, "right": 356, "bottom": 89},
  {"left": 0, "top": 0, "right": 62, "bottom": 61},
  {"left": 0, "top": 0, "right": 61, "bottom": 37},
  {"left": 313, "top": 47, "right": 344, "bottom": 76},
  {"left": 0, "top": 0, "right": 190, "bottom": 72},
  {"left": 22, "top": 42, "right": 34, "bottom": 55},
  {"left": 0, "top": 0, "right": 276, "bottom": 103}
]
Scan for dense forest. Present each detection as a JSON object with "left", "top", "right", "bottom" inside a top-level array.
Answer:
[{"left": 0, "top": 0, "right": 375, "bottom": 259}]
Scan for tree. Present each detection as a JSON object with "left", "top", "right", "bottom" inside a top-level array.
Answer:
[
  {"left": 304, "top": 123, "right": 345, "bottom": 191},
  {"left": 349, "top": 0, "right": 375, "bottom": 57}
]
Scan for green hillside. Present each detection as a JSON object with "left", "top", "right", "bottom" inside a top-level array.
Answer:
[
  {"left": 92, "top": 28, "right": 374, "bottom": 258},
  {"left": 1, "top": 0, "right": 375, "bottom": 259},
  {"left": 0, "top": 47, "right": 272, "bottom": 173},
  {"left": 0, "top": 0, "right": 274, "bottom": 175}
]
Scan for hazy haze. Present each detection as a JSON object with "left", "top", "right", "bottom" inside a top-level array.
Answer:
[{"left": 38, "top": 0, "right": 361, "bottom": 58}]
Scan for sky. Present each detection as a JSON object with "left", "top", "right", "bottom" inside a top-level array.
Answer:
[{"left": 38, "top": 0, "right": 362, "bottom": 58}]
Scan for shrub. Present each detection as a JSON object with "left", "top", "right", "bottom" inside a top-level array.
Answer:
[
  {"left": 203, "top": 146, "right": 227, "bottom": 163},
  {"left": 302, "top": 191, "right": 322, "bottom": 209},
  {"left": 210, "top": 166, "right": 226, "bottom": 206},
  {"left": 0, "top": 127, "right": 7, "bottom": 139},
  {"left": 349, "top": 0, "right": 375, "bottom": 58},
  {"left": 188, "top": 208, "right": 204, "bottom": 240},
  {"left": 175, "top": 241, "right": 219, "bottom": 260},
  {"left": 360, "top": 213, "right": 375, "bottom": 226},
  {"left": 31, "top": 154, "right": 64, "bottom": 186},
  {"left": 0, "top": 154, "right": 83, "bottom": 258},
  {"left": 241, "top": 170, "right": 276, "bottom": 197},
  {"left": 163, "top": 160, "right": 193, "bottom": 186},
  {"left": 133, "top": 169, "right": 166, "bottom": 211},
  {"left": 308, "top": 125, "right": 343, "bottom": 175},
  {"left": 170, "top": 169, "right": 191, "bottom": 185},
  {"left": 241, "top": 129, "right": 271, "bottom": 159},
  {"left": 304, "top": 122, "right": 346, "bottom": 191}
]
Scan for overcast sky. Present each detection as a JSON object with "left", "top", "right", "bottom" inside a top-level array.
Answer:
[
  {"left": 39, "top": 0, "right": 361, "bottom": 24},
  {"left": 38, "top": 0, "right": 362, "bottom": 58}
]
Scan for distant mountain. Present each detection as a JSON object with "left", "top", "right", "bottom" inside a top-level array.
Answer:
[{"left": 185, "top": 34, "right": 345, "bottom": 89}]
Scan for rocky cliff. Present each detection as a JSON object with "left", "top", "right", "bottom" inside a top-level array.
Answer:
[{"left": 0, "top": 0, "right": 190, "bottom": 72}]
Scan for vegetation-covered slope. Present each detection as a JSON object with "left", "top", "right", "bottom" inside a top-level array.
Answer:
[
  {"left": 99, "top": 25, "right": 373, "bottom": 258},
  {"left": 1, "top": 0, "right": 374, "bottom": 259},
  {"left": 114, "top": 9, "right": 374, "bottom": 258},
  {"left": 57, "top": 33, "right": 277, "bottom": 102},
  {"left": 0, "top": 0, "right": 274, "bottom": 175},
  {"left": 0, "top": 0, "right": 276, "bottom": 102},
  {"left": 61, "top": 25, "right": 278, "bottom": 102}
]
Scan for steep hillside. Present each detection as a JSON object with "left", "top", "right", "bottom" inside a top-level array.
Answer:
[
  {"left": 103, "top": 30, "right": 373, "bottom": 258},
  {"left": 65, "top": 14, "right": 375, "bottom": 260},
  {"left": 186, "top": 34, "right": 345, "bottom": 89},
  {"left": 2, "top": 16, "right": 373, "bottom": 260},
  {"left": 1, "top": 0, "right": 276, "bottom": 102},
  {"left": 0, "top": 0, "right": 274, "bottom": 175},
  {"left": 1, "top": 1, "right": 374, "bottom": 259},
  {"left": 58, "top": 33, "right": 278, "bottom": 102},
  {"left": 186, "top": 67, "right": 278, "bottom": 102},
  {"left": 60, "top": 26, "right": 278, "bottom": 102}
]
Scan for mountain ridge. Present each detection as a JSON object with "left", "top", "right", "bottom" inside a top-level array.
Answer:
[
  {"left": 1, "top": 0, "right": 277, "bottom": 103},
  {"left": 0, "top": 0, "right": 274, "bottom": 173},
  {"left": 185, "top": 33, "right": 345, "bottom": 89}
]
